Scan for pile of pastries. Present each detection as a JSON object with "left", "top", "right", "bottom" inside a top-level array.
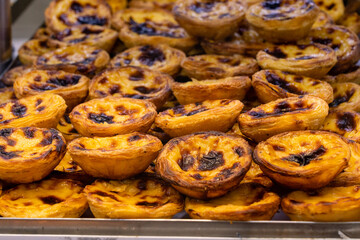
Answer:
[{"left": 0, "top": 0, "right": 359, "bottom": 222}]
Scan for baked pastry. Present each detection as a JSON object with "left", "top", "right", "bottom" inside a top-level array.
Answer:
[
  {"left": 0, "top": 88, "right": 16, "bottom": 104},
  {"left": 173, "top": 0, "right": 245, "bottom": 40},
  {"left": 147, "top": 123, "right": 171, "bottom": 144},
  {"left": 112, "top": 8, "right": 198, "bottom": 52},
  {"left": 0, "top": 93, "right": 67, "bottom": 129},
  {"left": 245, "top": 0, "right": 319, "bottom": 43},
  {"left": 181, "top": 54, "right": 258, "bottom": 80},
  {"left": 252, "top": 70, "right": 334, "bottom": 103},
  {"left": 54, "top": 151, "right": 83, "bottom": 173},
  {"left": 89, "top": 66, "right": 171, "bottom": 109},
  {"left": 253, "top": 130, "right": 349, "bottom": 190},
  {"left": 0, "top": 66, "right": 32, "bottom": 86},
  {"left": 45, "top": 0, "right": 112, "bottom": 32},
  {"left": 338, "top": 13, "right": 360, "bottom": 35},
  {"left": 241, "top": 88, "right": 263, "bottom": 113},
  {"left": 48, "top": 25, "right": 118, "bottom": 52},
  {"left": 322, "top": 110, "right": 360, "bottom": 143},
  {"left": 158, "top": 93, "right": 180, "bottom": 112},
  {"left": 313, "top": 0, "right": 344, "bottom": 21},
  {"left": 312, "top": 10, "right": 334, "bottom": 28},
  {"left": 329, "top": 82, "right": 360, "bottom": 112},
  {"left": 156, "top": 131, "right": 252, "bottom": 199},
  {"left": 238, "top": 96, "right": 329, "bottom": 142},
  {"left": 185, "top": 183, "right": 280, "bottom": 220},
  {"left": 105, "top": 0, "right": 127, "bottom": 13},
  {"left": 171, "top": 76, "right": 252, "bottom": 105},
  {"left": 13, "top": 69, "right": 90, "bottom": 110},
  {"left": 323, "top": 60, "right": 360, "bottom": 84},
  {"left": 68, "top": 132, "right": 162, "bottom": 179},
  {"left": 56, "top": 114, "right": 81, "bottom": 142},
  {"left": 109, "top": 45, "right": 186, "bottom": 76},
  {"left": 18, "top": 39, "right": 59, "bottom": 66},
  {"left": 70, "top": 97, "right": 156, "bottom": 137},
  {"left": 155, "top": 99, "right": 244, "bottom": 138},
  {"left": 0, "top": 127, "right": 66, "bottom": 183},
  {"left": 84, "top": 176, "right": 184, "bottom": 218},
  {"left": 129, "top": 0, "right": 178, "bottom": 10},
  {"left": 256, "top": 44, "right": 337, "bottom": 78},
  {"left": 34, "top": 27, "right": 52, "bottom": 40},
  {"left": 242, "top": 161, "right": 273, "bottom": 188},
  {"left": 282, "top": 185, "right": 360, "bottom": 221},
  {"left": 299, "top": 25, "right": 360, "bottom": 74},
  {"left": 0, "top": 178, "right": 88, "bottom": 218},
  {"left": 36, "top": 45, "right": 110, "bottom": 76}
]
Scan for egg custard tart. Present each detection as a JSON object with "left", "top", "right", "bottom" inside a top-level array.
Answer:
[
  {"left": 1, "top": 66, "right": 32, "bottom": 86},
  {"left": 147, "top": 123, "right": 171, "bottom": 144},
  {"left": 329, "top": 82, "right": 360, "bottom": 112},
  {"left": 54, "top": 151, "right": 83, "bottom": 174},
  {"left": 68, "top": 132, "right": 162, "bottom": 179},
  {"left": 242, "top": 161, "right": 273, "bottom": 188},
  {"left": 171, "top": 76, "right": 252, "bottom": 105},
  {"left": 322, "top": 110, "right": 360, "bottom": 143},
  {"left": 13, "top": 70, "right": 89, "bottom": 110},
  {"left": 323, "top": 60, "right": 360, "bottom": 84},
  {"left": 89, "top": 66, "right": 171, "bottom": 109},
  {"left": 313, "top": 0, "right": 344, "bottom": 21},
  {"left": 56, "top": 114, "right": 81, "bottom": 142},
  {"left": 252, "top": 70, "right": 334, "bottom": 104},
  {"left": 282, "top": 185, "right": 360, "bottom": 221},
  {"left": 172, "top": 0, "right": 245, "bottom": 40},
  {"left": 36, "top": 45, "right": 110, "bottom": 76},
  {"left": 155, "top": 99, "right": 244, "bottom": 138},
  {"left": 109, "top": 45, "right": 186, "bottom": 76},
  {"left": 18, "top": 39, "right": 59, "bottom": 66},
  {"left": 0, "top": 178, "right": 87, "bottom": 218},
  {"left": 257, "top": 44, "right": 337, "bottom": 78},
  {"left": 113, "top": 8, "right": 198, "bottom": 52},
  {"left": 185, "top": 183, "right": 279, "bottom": 220},
  {"left": 34, "top": 27, "right": 52, "bottom": 40},
  {"left": 84, "top": 176, "right": 184, "bottom": 218},
  {"left": 245, "top": 0, "right": 319, "bottom": 43},
  {"left": 105, "top": 0, "right": 127, "bottom": 13},
  {"left": 0, "top": 88, "right": 16, "bottom": 104},
  {"left": 48, "top": 25, "right": 118, "bottom": 52},
  {"left": 300, "top": 25, "right": 360, "bottom": 74},
  {"left": 0, "top": 127, "right": 66, "bottom": 184},
  {"left": 254, "top": 130, "right": 350, "bottom": 190},
  {"left": 129, "top": 0, "right": 178, "bottom": 10},
  {"left": 312, "top": 10, "right": 334, "bottom": 28},
  {"left": 338, "top": 13, "right": 360, "bottom": 35},
  {"left": 181, "top": 54, "right": 258, "bottom": 80},
  {"left": 0, "top": 93, "right": 67, "bottom": 129},
  {"left": 45, "top": 0, "right": 111, "bottom": 32},
  {"left": 238, "top": 96, "right": 329, "bottom": 142},
  {"left": 70, "top": 97, "right": 156, "bottom": 137}
]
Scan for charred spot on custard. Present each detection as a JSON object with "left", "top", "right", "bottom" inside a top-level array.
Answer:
[
  {"left": 47, "top": 75, "right": 81, "bottom": 87},
  {"left": 330, "top": 89, "right": 356, "bottom": 107},
  {"left": 23, "top": 127, "right": 36, "bottom": 139},
  {"left": 134, "top": 86, "right": 160, "bottom": 94},
  {"left": 109, "top": 85, "right": 120, "bottom": 94},
  {"left": 272, "top": 145, "right": 285, "bottom": 151},
  {"left": 11, "top": 102, "right": 27, "bottom": 118},
  {"left": 191, "top": 173, "right": 203, "bottom": 180},
  {"left": 136, "top": 201, "right": 160, "bottom": 207},
  {"left": 35, "top": 99, "right": 43, "bottom": 107},
  {"left": 216, "top": 162, "right": 239, "bottom": 179},
  {"left": 178, "top": 154, "right": 195, "bottom": 171},
  {"left": 137, "top": 179, "right": 147, "bottom": 190},
  {"left": 248, "top": 100, "right": 308, "bottom": 118},
  {"left": 0, "top": 129, "right": 13, "bottom": 137},
  {"left": 282, "top": 145, "right": 327, "bottom": 166},
  {"left": 138, "top": 45, "right": 165, "bottom": 66},
  {"left": 264, "top": 48, "right": 287, "bottom": 58},
  {"left": 336, "top": 112, "right": 356, "bottom": 132},
  {"left": 92, "top": 190, "right": 119, "bottom": 201},
  {"left": 77, "top": 15, "right": 108, "bottom": 26},
  {"left": 40, "top": 195, "right": 64, "bottom": 205},
  {"left": 129, "top": 69, "right": 145, "bottom": 81},
  {"left": 265, "top": 72, "right": 305, "bottom": 94},
  {"left": 88, "top": 113, "right": 114, "bottom": 124},
  {"left": 233, "top": 146, "right": 245, "bottom": 157},
  {"left": 0, "top": 146, "right": 21, "bottom": 160},
  {"left": 198, "top": 151, "right": 224, "bottom": 171},
  {"left": 262, "top": 0, "right": 282, "bottom": 9},
  {"left": 116, "top": 105, "right": 138, "bottom": 115},
  {"left": 128, "top": 134, "right": 141, "bottom": 142},
  {"left": 128, "top": 18, "right": 183, "bottom": 38},
  {"left": 189, "top": 2, "right": 215, "bottom": 13},
  {"left": 70, "top": 1, "right": 83, "bottom": 13}
]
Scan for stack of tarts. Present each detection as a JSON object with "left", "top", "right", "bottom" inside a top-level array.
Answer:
[{"left": 0, "top": 0, "right": 359, "bottom": 223}]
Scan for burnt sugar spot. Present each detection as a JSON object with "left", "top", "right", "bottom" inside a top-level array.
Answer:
[
  {"left": 189, "top": 2, "right": 215, "bottom": 13},
  {"left": 233, "top": 146, "right": 245, "bottom": 157},
  {"left": 191, "top": 173, "right": 203, "bottom": 180},
  {"left": 186, "top": 107, "right": 208, "bottom": 116},
  {"left": 23, "top": 127, "right": 36, "bottom": 139},
  {"left": 137, "top": 179, "right": 147, "bottom": 190},
  {"left": 329, "top": 89, "right": 356, "bottom": 107},
  {"left": 0, "top": 128, "right": 13, "bottom": 137},
  {"left": 295, "top": 56, "right": 315, "bottom": 60},
  {"left": 311, "top": 37, "right": 332, "bottom": 45},
  {"left": 37, "top": 106, "right": 45, "bottom": 112},
  {"left": 138, "top": 45, "right": 165, "bottom": 66},
  {"left": 0, "top": 145, "right": 20, "bottom": 160},
  {"left": 34, "top": 76, "right": 42, "bottom": 82},
  {"left": 249, "top": 100, "right": 308, "bottom": 119},
  {"left": 128, "top": 18, "right": 183, "bottom": 38},
  {"left": 282, "top": 145, "right": 326, "bottom": 166},
  {"left": 198, "top": 151, "right": 224, "bottom": 171},
  {"left": 128, "top": 134, "right": 141, "bottom": 142},
  {"left": 262, "top": 0, "right": 282, "bottom": 9},
  {"left": 11, "top": 102, "right": 27, "bottom": 118},
  {"left": 47, "top": 75, "right": 81, "bottom": 87},
  {"left": 70, "top": 1, "right": 83, "bottom": 13},
  {"left": 178, "top": 154, "right": 195, "bottom": 171},
  {"left": 136, "top": 201, "right": 160, "bottom": 207},
  {"left": 116, "top": 105, "right": 138, "bottom": 115},
  {"left": 109, "top": 85, "right": 120, "bottom": 94},
  {"left": 172, "top": 105, "right": 186, "bottom": 115},
  {"left": 293, "top": 76, "right": 303, "bottom": 83},
  {"left": 93, "top": 190, "right": 119, "bottom": 201},
  {"left": 336, "top": 112, "right": 356, "bottom": 132},
  {"left": 216, "top": 162, "right": 239, "bottom": 179},
  {"left": 134, "top": 86, "right": 160, "bottom": 94},
  {"left": 77, "top": 16, "right": 108, "bottom": 26},
  {"left": 272, "top": 145, "right": 285, "bottom": 151},
  {"left": 40, "top": 196, "right": 63, "bottom": 205},
  {"left": 264, "top": 48, "right": 287, "bottom": 58},
  {"left": 88, "top": 113, "right": 114, "bottom": 124},
  {"left": 265, "top": 71, "right": 305, "bottom": 94},
  {"left": 36, "top": 99, "right": 43, "bottom": 107},
  {"left": 129, "top": 69, "right": 145, "bottom": 81}
]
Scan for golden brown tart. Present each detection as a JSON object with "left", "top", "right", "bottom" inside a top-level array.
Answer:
[
  {"left": 147, "top": 123, "right": 171, "bottom": 144},
  {"left": 109, "top": 45, "right": 186, "bottom": 76},
  {"left": 185, "top": 183, "right": 280, "bottom": 220},
  {"left": 70, "top": 97, "right": 156, "bottom": 137},
  {"left": 0, "top": 127, "right": 66, "bottom": 184},
  {"left": 245, "top": 0, "right": 319, "bottom": 43},
  {"left": 282, "top": 185, "right": 360, "bottom": 221},
  {"left": 329, "top": 82, "right": 360, "bottom": 112},
  {"left": 173, "top": 0, "right": 246, "bottom": 40},
  {"left": 48, "top": 25, "right": 118, "bottom": 52},
  {"left": 155, "top": 99, "right": 244, "bottom": 138},
  {"left": 68, "top": 132, "right": 162, "bottom": 179},
  {"left": 338, "top": 12, "right": 360, "bottom": 35},
  {"left": 54, "top": 151, "right": 83, "bottom": 174},
  {"left": 323, "top": 60, "right": 360, "bottom": 84},
  {"left": 322, "top": 110, "right": 360, "bottom": 143},
  {"left": 171, "top": 76, "right": 252, "bottom": 105},
  {"left": 36, "top": 45, "right": 110, "bottom": 76},
  {"left": 254, "top": 130, "right": 350, "bottom": 190},
  {"left": 45, "top": 0, "right": 112, "bottom": 32},
  {"left": 18, "top": 39, "right": 59, "bottom": 66},
  {"left": 257, "top": 44, "right": 337, "bottom": 78},
  {"left": 56, "top": 114, "right": 81, "bottom": 142},
  {"left": 105, "top": 0, "right": 127, "bottom": 13},
  {"left": 313, "top": 0, "right": 344, "bottom": 21},
  {"left": 112, "top": 8, "right": 198, "bottom": 52},
  {"left": 34, "top": 27, "right": 52, "bottom": 40},
  {"left": 89, "top": 66, "right": 171, "bottom": 109},
  {"left": 0, "top": 93, "right": 67, "bottom": 129},
  {"left": 181, "top": 54, "right": 258, "bottom": 80},
  {"left": 84, "top": 176, "right": 184, "bottom": 218},
  {"left": 0, "top": 178, "right": 88, "bottom": 218},
  {"left": 242, "top": 161, "right": 273, "bottom": 188},
  {"left": 13, "top": 70, "right": 89, "bottom": 110},
  {"left": 0, "top": 88, "right": 16, "bottom": 104},
  {"left": 128, "top": 0, "right": 178, "bottom": 10},
  {"left": 1, "top": 66, "right": 32, "bottom": 86},
  {"left": 156, "top": 131, "right": 252, "bottom": 199},
  {"left": 252, "top": 70, "right": 334, "bottom": 104},
  {"left": 312, "top": 10, "right": 334, "bottom": 28},
  {"left": 299, "top": 25, "right": 360, "bottom": 74},
  {"left": 238, "top": 96, "right": 329, "bottom": 142}
]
